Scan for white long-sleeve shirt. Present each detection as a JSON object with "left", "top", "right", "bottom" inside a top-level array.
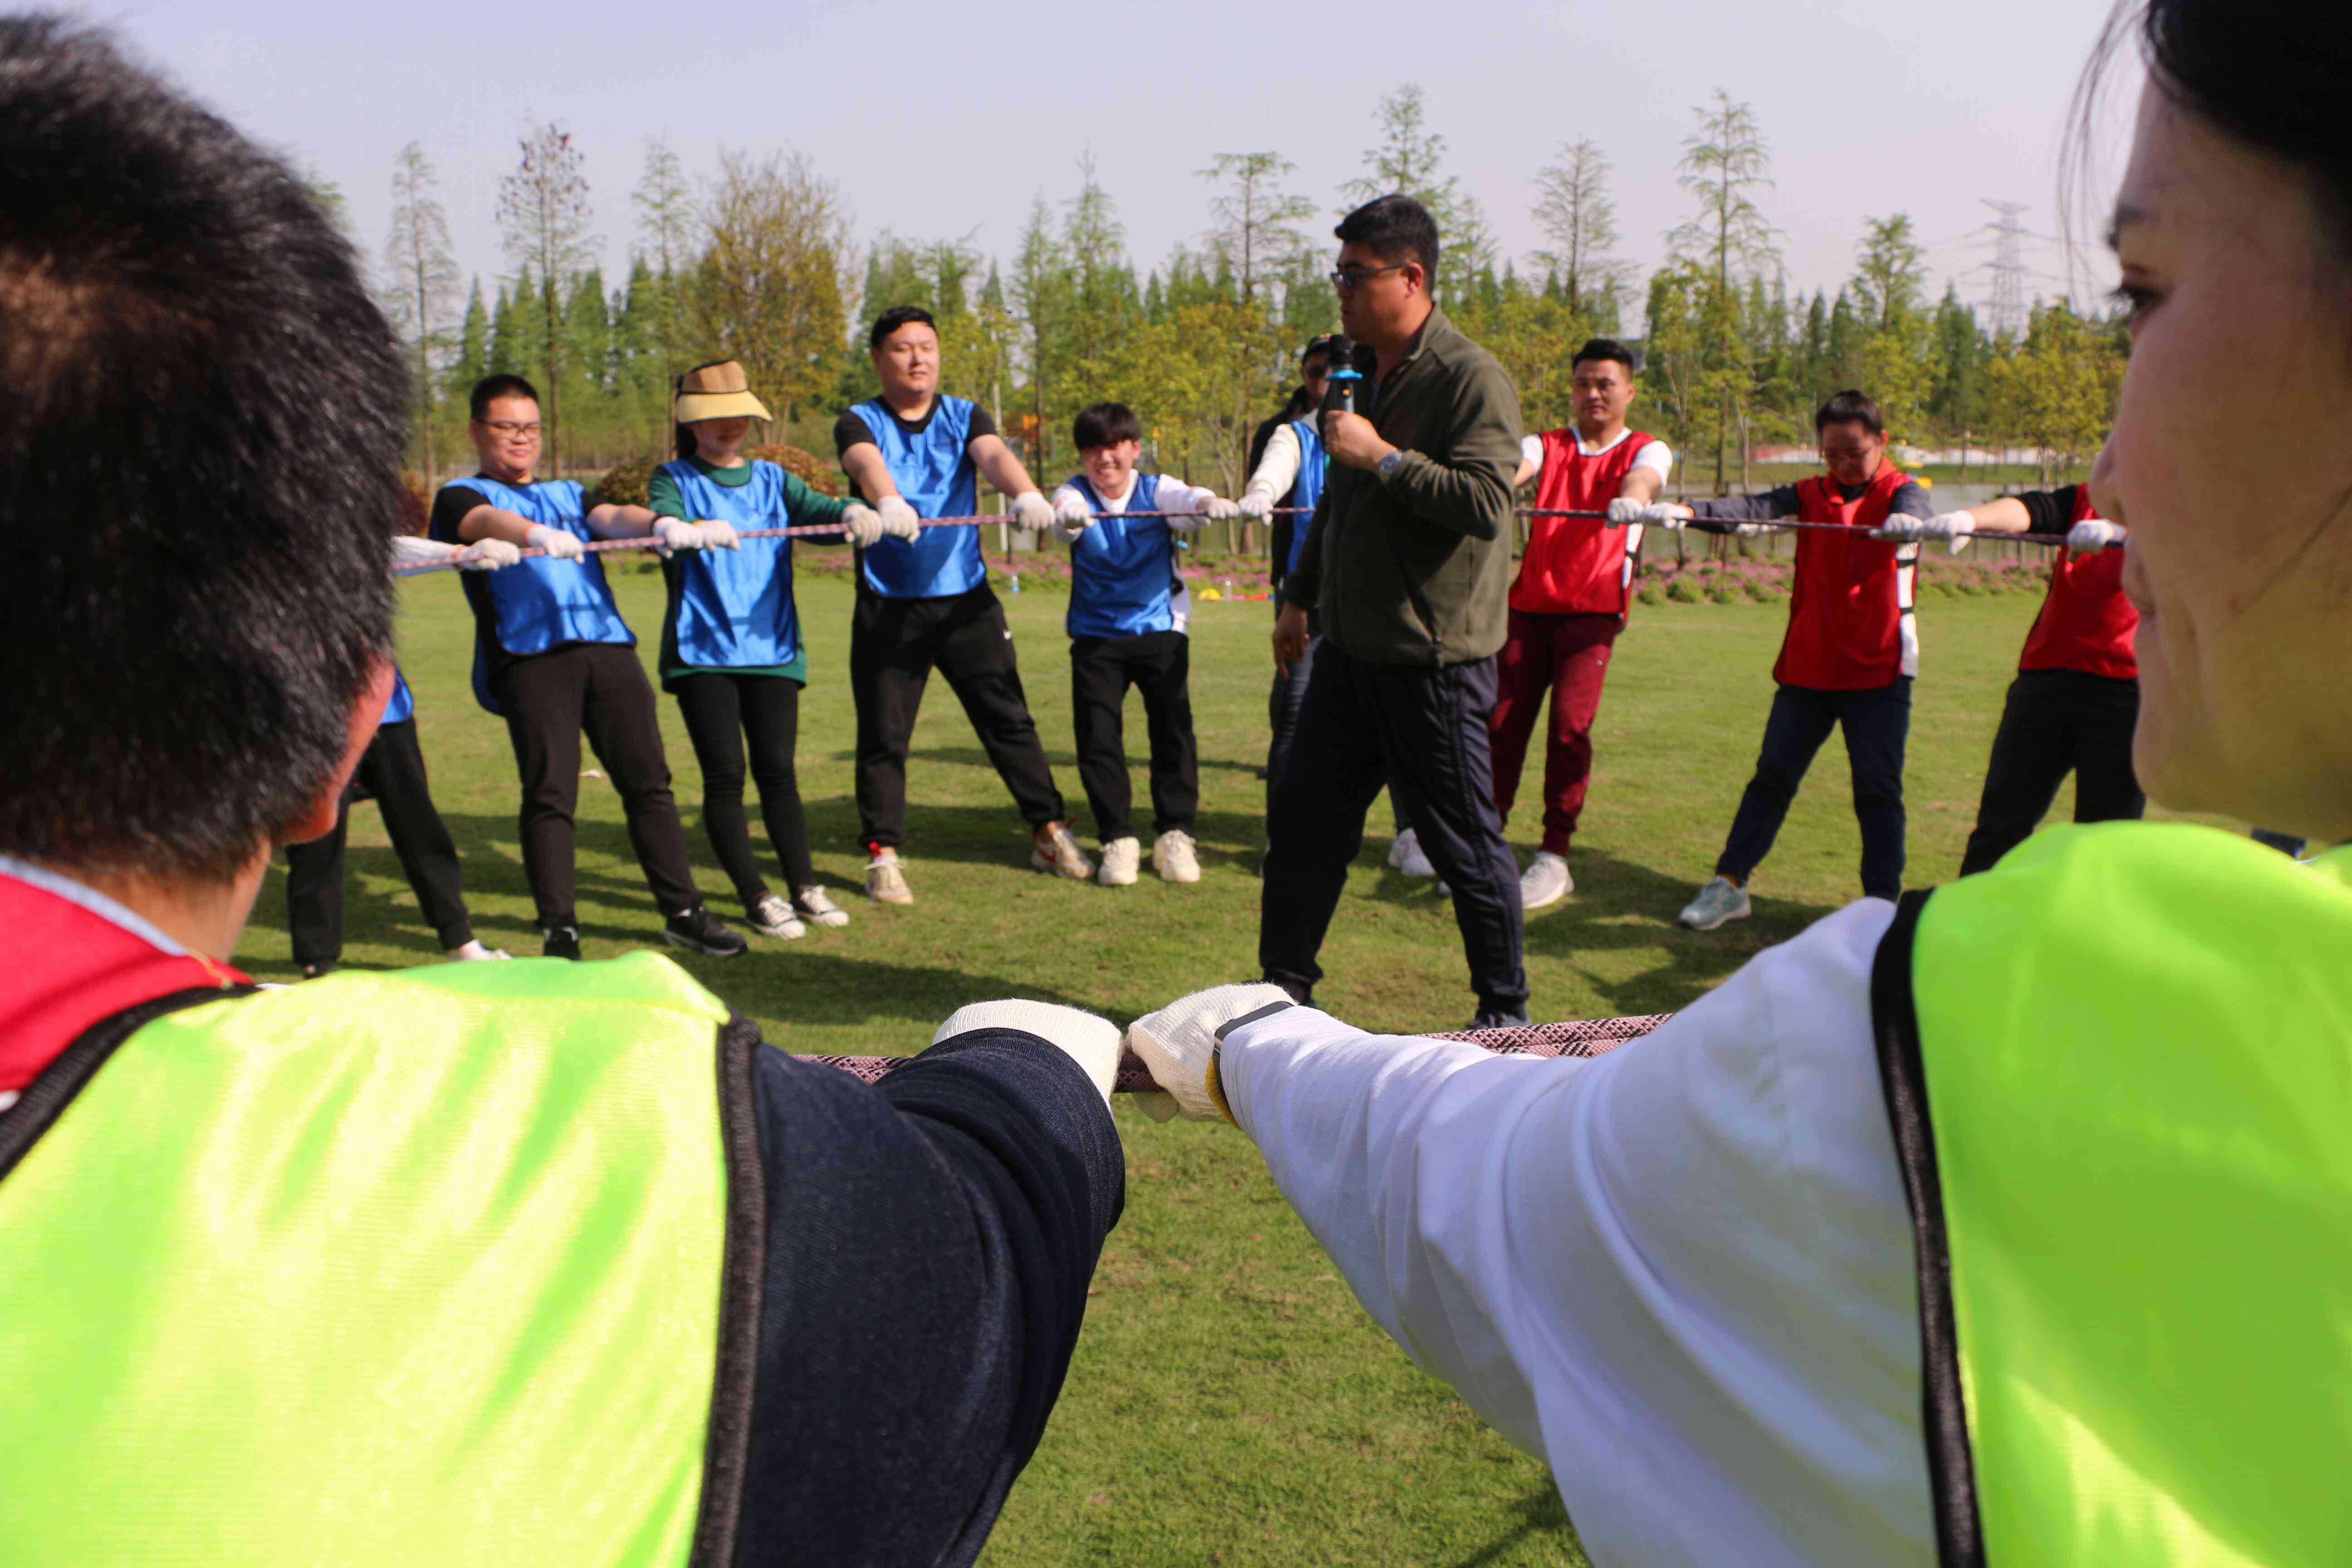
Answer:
[
  {"left": 1244, "top": 423, "right": 1306, "bottom": 502},
  {"left": 1220, "top": 898, "right": 1935, "bottom": 1568},
  {"left": 1046, "top": 474, "right": 1217, "bottom": 543}
]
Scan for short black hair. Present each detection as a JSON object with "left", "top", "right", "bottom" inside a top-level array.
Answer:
[
  {"left": 1073, "top": 402, "right": 1143, "bottom": 450},
  {"left": 1570, "top": 338, "right": 1640, "bottom": 375},
  {"left": 1333, "top": 194, "right": 1441, "bottom": 281},
  {"left": 469, "top": 373, "right": 539, "bottom": 421},
  {"left": 1814, "top": 389, "right": 1886, "bottom": 436},
  {"left": 868, "top": 304, "right": 937, "bottom": 353},
  {"left": 0, "top": 15, "right": 408, "bottom": 882}
]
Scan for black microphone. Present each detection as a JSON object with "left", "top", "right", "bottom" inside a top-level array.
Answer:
[{"left": 1319, "top": 334, "right": 1363, "bottom": 418}]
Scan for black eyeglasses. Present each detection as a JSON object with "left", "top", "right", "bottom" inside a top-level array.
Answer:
[{"left": 1330, "top": 263, "right": 1408, "bottom": 292}]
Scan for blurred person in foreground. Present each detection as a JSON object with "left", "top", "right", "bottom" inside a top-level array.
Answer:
[
  {"left": 1131, "top": 4, "right": 2352, "bottom": 1561},
  {"left": 0, "top": 20, "right": 1122, "bottom": 1564}
]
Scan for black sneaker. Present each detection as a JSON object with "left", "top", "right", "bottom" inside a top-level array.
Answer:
[
  {"left": 663, "top": 905, "right": 748, "bottom": 958},
  {"left": 540, "top": 926, "right": 582, "bottom": 961},
  {"left": 1267, "top": 975, "right": 1314, "bottom": 1008},
  {"left": 298, "top": 960, "right": 337, "bottom": 980},
  {"left": 1465, "top": 1005, "right": 1531, "bottom": 1031}
]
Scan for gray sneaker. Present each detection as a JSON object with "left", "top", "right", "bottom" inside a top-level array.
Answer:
[
  {"left": 1677, "top": 875, "right": 1751, "bottom": 931},
  {"left": 794, "top": 887, "right": 850, "bottom": 928},
  {"left": 746, "top": 892, "right": 805, "bottom": 940}
]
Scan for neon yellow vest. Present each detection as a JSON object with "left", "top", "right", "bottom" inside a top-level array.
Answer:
[
  {"left": 0, "top": 953, "right": 764, "bottom": 1567},
  {"left": 1877, "top": 823, "right": 2352, "bottom": 1565}
]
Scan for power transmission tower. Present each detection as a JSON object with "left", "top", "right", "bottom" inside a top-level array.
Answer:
[{"left": 1982, "top": 198, "right": 2030, "bottom": 341}]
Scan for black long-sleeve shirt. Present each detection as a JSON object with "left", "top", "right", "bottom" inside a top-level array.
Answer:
[
  {"left": 736, "top": 1027, "right": 1123, "bottom": 1566},
  {"left": 1686, "top": 477, "right": 1933, "bottom": 527}
]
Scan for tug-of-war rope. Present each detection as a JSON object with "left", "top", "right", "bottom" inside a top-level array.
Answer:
[
  {"left": 395, "top": 507, "right": 2090, "bottom": 575},
  {"left": 799, "top": 1013, "right": 1675, "bottom": 1092}
]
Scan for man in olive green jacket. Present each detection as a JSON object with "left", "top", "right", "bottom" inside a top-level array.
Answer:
[{"left": 1263, "top": 195, "right": 1530, "bottom": 1029}]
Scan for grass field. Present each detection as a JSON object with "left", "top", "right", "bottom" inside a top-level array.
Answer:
[{"left": 241, "top": 559, "right": 2255, "bottom": 1567}]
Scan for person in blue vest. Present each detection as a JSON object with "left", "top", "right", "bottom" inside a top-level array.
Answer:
[
  {"left": 1047, "top": 402, "right": 1236, "bottom": 886},
  {"left": 429, "top": 374, "right": 746, "bottom": 960},
  {"left": 647, "top": 359, "right": 874, "bottom": 942},
  {"left": 281, "top": 530, "right": 519, "bottom": 977},
  {"left": 834, "top": 305, "right": 1092, "bottom": 904}
]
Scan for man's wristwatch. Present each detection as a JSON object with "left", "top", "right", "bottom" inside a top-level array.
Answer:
[{"left": 1376, "top": 449, "right": 1406, "bottom": 483}]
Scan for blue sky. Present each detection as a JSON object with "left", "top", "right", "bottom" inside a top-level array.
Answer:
[{"left": 103, "top": 0, "right": 2136, "bottom": 321}]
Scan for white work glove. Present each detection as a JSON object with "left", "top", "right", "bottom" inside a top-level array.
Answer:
[
  {"left": 1238, "top": 486, "right": 1276, "bottom": 522},
  {"left": 651, "top": 516, "right": 701, "bottom": 559},
  {"left": 876, "top": 495, "right": 923, "bottom": 541},
  {"left": 840, "top": 504, "right": 885, "bottom": 549},
  {"left": 389, "top": 534, "right": 458, "bottom": 568},
  {"left": 1125, "top": 983, "right": 1298, "bottom": 1125},
  {"left": 2068, "top": 518, "right": 2125, "bottom": 556},
  {"left": 1011, "top": 490, "right": 1057, "bottom": 534},
  {"left": 1874, "top": 510, "right": 1970, "bottom": 546},
  {"left": 524, "top": 524, "right": 584, "bottom": 560},
  {"left": 1605, "top": 497, "right": 1647, "bottom": 526},
  {"left": 457, "top": 537, "right": 521, "bottom": 570},
  {"left": 698, "top": 519, "right": 741, "bottom": 551},
  {"left": 933, "top": 1000, "right": 1122, "bottom": 1108},
  {"left": 1052, "top": 492, "right": 1095, "bottom": 536},
  {"left": 1201, "top": 495, "right": 1240, "bottom": 522},
  {"left": 1637, "top": 501, "right": 1693, "bottom": 529}
]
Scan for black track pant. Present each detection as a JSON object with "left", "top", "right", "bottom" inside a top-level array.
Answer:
[
  {"left": 1958, "top": 669, "right": 2143, "bottom": 876},
  {"left": 1260, "top": 640, "right": 1527, "bottom": 1013},
  {"left": 1717, "top": 679, "right": 1912, "bottom": 902},
  {"left": 1069, "top": 629, "right": 1198, "bottom": 842},
  {"left": 285, "top": 719, "right": 473, "bottom": 965},
  {"left": 672, "top": 671, "right": 816, "bottom": 902},
  {"left": 1267, "top": 614, "right": 1400, "bottom": 833},
  {"left": 849, "top": 583, "right": 1065, "bottom": 849},
  {"left": 493, "top": 642, "right": 702, "bottom": 928}
]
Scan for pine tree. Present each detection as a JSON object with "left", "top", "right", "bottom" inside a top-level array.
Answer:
[
  {"left": 1199, "top": 152, "right": 1315, "bottom": 301},
  {"left": 1530, "top": 138, "right": 1631, "bottom": 322},
  {"left": 1339, "top": 83, "right": 1495, "bottom": 279},
  {"left": 497, "top": 120, "right": 599, "bottom": 472},
  {"left": 384, "top": 142, "right": 460, "bottom": 484}
]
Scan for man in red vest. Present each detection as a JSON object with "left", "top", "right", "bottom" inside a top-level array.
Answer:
[
  {"left": 1880, "top": 489, "right": 2138, "bottom": 873},
  {"left": 1635, "top": 390, "right": 1933, "bottom": 929},
  {"left": 1491, "top": 338, "right": 1675, "bottom": 910}
]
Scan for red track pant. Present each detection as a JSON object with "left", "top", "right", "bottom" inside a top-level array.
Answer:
[{"left": 1487, "top": 608, "right": 1620, "bottom": 856}]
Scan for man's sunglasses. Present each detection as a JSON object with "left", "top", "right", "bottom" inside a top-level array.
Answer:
[{"left": 1330, "top": 262, "right": 1409, "bottom": 292}]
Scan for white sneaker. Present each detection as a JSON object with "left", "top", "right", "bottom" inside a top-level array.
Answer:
[
  {"left": 1391, "top": 827, "right": 1437, "bottom": 878},
  {"left": 866, "top": 848, "right": 913, "bottom": 905},
  {"left": 446, "top": 939, "right": 511, "bottom": 961},
  {"left": 1677, "top": 875, "right": 1752, "bottom": 931},
  {"left": 1031, "top": 821, "right": 1096, "bottom": 881},
  {"left": 794, "top": 887, "right": 850, "bottom": 928},
  {"left": 1097, "top": 836, "right": 1140, "bottom": 886},
  {"left": 1152, "top": 829, "right": 1201, "bottom": 883},
  {"left": 1519, "top": 850, "right": 1573, "bottom": 911},
  {"left": 746, "top": 892, "right": 807, "bottom": 940}
]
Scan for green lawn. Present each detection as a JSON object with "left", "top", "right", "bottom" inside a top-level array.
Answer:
[{"left": 240, "top": 560, "right": 2246, "bottom": 1567}]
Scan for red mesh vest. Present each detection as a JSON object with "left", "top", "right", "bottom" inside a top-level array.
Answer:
[
  {"left": 1774, "top": 461, "right": 1916, "bottom": 690},
  {"left": 2018, "top": 487, "right": 2137, "bottom": 680},
  {"left": 1511, "top": 428, "right": 1659, "bottom": 616}
]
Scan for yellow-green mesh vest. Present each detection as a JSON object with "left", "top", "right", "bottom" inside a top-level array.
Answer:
[
  {"left": 1872, "top": 823, "right": 2352, "bottom": 1566},
  {"left": 0, "top": 952, "right": 767, "bottom": 1567}
]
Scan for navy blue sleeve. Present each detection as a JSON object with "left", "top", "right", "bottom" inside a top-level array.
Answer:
[
  {"left": 1688, "top": 484, "right": 1804, "bottom": 524},
  {"left": 733, "top": 1029, "right": 1124, "bottom": 1568},
  {"left": 1885, "top": 480, "right": 1933, "bottom": 520}
]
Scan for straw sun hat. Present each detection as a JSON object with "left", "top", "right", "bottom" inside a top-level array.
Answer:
[{"left": 673, "top": 359, "right": 774, "bottom": 423}]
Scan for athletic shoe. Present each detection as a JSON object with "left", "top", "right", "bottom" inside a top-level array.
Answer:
[
  {"left": 1032, "top": 821, "right": 1095, "bottom": 881},
  {"left": 1391, "top": 827, "right": 1437, "bottom": 878},
  {"left": 1465, "top": 1005, "right": 1532, "bottom": 1031},
  {"left": 866, "top": 848, "right": 912, "bottom": 905},
  {"left": 794, "top": 887, "right": 850, "bottom": 928},
  {"left": 1097, "top": 836, "right": 1140, "bottom": 886},
  {"left": 663, "top": 905, "right": 749, "bottom": 958},
  {"left": 1519, "top": 851, "right": 1573, "bottom": 911},
  {"left": 298, "top": 960, "right": 337, "bottom": 980},
  {"left": 540, "top": 926, "right": 582, "bottom": 961},
  {"left": 746, "top": 892, "right": 806, "bottom": 941},
  {"left": 1677, "top": 875, "right": 1752, "bottom": 931},
  {"left": 1152, "top": 829, "right": 1201, "bottom": 883},
  {"left": 446, "top": 939, "right": 511, "bottom": 961}
]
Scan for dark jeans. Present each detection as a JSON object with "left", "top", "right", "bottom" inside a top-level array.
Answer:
[
  {"left": 1959, "top": 670, "right": 2144, "bottom": 876},
  {"left": 493, "top": 642, "right": 702, "bottom": 928},
  {"left": 1717, "top": 679, "right": 1912, "bottom": 901},
  {"left": 672, "top": 671, "right": 814, "bottom": 902},
  {"left": 849, "top": 583, "right": 1065, "bottom": 849},
  {"left": 284, "top": 719, "right": 473, "bottom": 965},
  {"left": 1261, "top": 641, "right": 1527, "bottom": 1012},
  {"left": 1069, "top": 629, "right": 1197, "bottom": 841},
  {"left": 1489, "top": 608, "right": 1621, "bottom": 856},
  {"left": 1267, "top": 616, "right": 1401, "bottom": 833}
]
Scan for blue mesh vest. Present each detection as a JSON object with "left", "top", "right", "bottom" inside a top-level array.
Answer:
[
  {"left": 652, "top": 460, "right": 804, "bottom": 672},
  {"left": 438, "top": 476, "right": 634, "bottom": 714},
  {"left": 382, "top": 667, "right": 415, "bottom": 726},
  {"left": 1284, "top": 418, "right": 1327, "bottom": 580},
  {"left": 1064, "top": 473, "right": 1184, "bottom": 640},
  {"left": 847, "top": 397, "right": 986, "bottom": 598}
]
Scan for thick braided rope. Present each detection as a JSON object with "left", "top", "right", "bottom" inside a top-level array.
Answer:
[{"left": 795, "top": 1013, "right": 1675, "bottom": 1093}]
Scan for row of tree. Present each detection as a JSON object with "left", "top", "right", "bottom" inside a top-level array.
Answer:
[{"left": 368, "top": 84, "right": 2127, "bottom": 501}]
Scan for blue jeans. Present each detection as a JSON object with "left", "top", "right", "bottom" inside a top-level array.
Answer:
[{"left": 1717, "top": 680, "right": 1912, "bottom": 901}]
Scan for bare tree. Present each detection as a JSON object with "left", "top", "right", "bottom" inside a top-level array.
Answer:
[
  {"left": 631, "top": 137, "right": 694, "bottom": 382},
  {"left": 1340, "top": 83, "right": 1495, "bottom": 276},
  {"left": 1668, "top": 91, "right": 1779, "bottom": 293},
  {"left": 385, "top": 142, "right": 460, "bottom": 484},
  {"left": 1199, "top": 152, "right": 1314, "bottom": 301},
  {"left": 1530, "top": 139, "right": 1630, "bottom": 321},
  {"left": 497, "top": 120, "right": 599, "bottom": 472},
  {"left": 687, "top": 150, "right": 853, "bottom": 424}
]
